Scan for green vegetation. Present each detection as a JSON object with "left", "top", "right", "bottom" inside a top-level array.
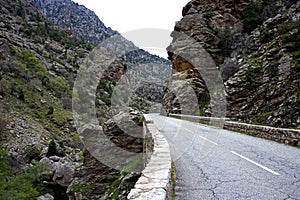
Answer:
[
  {"left": 242, "top": 0, "right": 278, "bottom": 33},
  {"left": 203, "top": 11, "right": 213, "bottom": 20},
  {"left": 198, "top": 91, "right": 210, "bottom": 116},
  {"left": 122, "top": 156, "right": 144, "bottom": 174},
  {"left": 171, "top": 162, "right": 176, "bottom": 200},
  {"left": 96, "top": 79, "right": 114, "bottom": 106},
  {"left": 53, "top": 76, "right": 70, "bottom": 97},
  {"left": 23, "top": 21, "right": 91, "bottom": 50},
  {"left": 24, "top": 146, "right": 41, "bottom": 161},
  {"left": 105, "top": 173, "right": 138, "bottom": 200},
  {"left": 219, "top": 26, "right": 233, "bottom": 57},
  {"left": 138, "top": 115, "right": 145, "bottom": 126},
  {"left": 104, "top": 157, "right": 144, "bottom": 200},
  {"left": 242, "top": 1, "right": 263, "bottom": 33},
  {"left": 0, "top": 148, "right": 50, "bottom": 199},
  {"left": 0, "top": 78, "right": 12, "bottom": 97},
  {"left": 246, "top": 65, "right": 256, "bottom": 80},
  {"left": 106, "top": 177, "right": 121, "bottom": 200},
  {"left": 0, "top": 44, "right": 76, "bottom": 138},
  {"left": 46, "top": 140, "right": 64, "bottom": 157},
  {"left": 25, "top": 162, "right": 50, "bottom": 186},
  {"left": 279, "top": 20, "right": 300, "bottom": 49}
]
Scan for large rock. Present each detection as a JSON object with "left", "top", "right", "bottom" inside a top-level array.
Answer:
[
  {"left": 53, "top": 162, "right": 76, "bottom": 187},
  {"left": 67, "top": 110, "right": 144, "bottom": 200},
  {"left": 39, "top": 156, "right": 81, "bottom": 187},
  {"left": 38, "top": 193, "right": 54, "bottom": 200}
]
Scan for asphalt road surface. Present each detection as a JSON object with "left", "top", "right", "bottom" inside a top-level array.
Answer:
[{"left": 145, "top": 114, "right": 300, "bottom": 200}]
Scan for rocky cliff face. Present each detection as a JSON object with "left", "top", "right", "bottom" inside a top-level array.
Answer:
[
  {"left": 225, "top": 2, "right": 300, "bottom": 128},
  {"left": 163, "top": 0, "right": 300, "bottom": 128}
]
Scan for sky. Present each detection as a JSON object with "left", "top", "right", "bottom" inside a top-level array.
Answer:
[{"left": 72, "top": 0, "right": 189, "bottom": 58}]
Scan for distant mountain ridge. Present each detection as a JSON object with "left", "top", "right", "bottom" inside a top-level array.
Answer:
[
  {"left": 28, "top": 0, "right": 171, "bottom": 102},
  {"left": 28, "top": 0, "right": 117, "bottom": 45}
]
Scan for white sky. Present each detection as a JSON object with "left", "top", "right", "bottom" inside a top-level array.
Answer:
[{"left": 72, "top": 0, "right": 189, "bottom": 58}]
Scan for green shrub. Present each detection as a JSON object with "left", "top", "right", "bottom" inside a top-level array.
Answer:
[
  {"left": 18, "top": 89, "right": 25, "bottom": 101},
  {"left": 246, "top": 65, "right": 255, "bottom": 80},
  {"left": 46, "top": 140, "right": 57, "bottom": 157},
  {"left": 279, "top": 21, "right": 300, "bottom": 48},
  {"left": 219, "top": 26, "right": 233, "bottom": 57},
  {"left": 0, "top": 149, "right": 40, "bottom": 199},
  {"left": 203, "top": 11, "right": 213, "bottom": 20},
  {"left": 46, "top": 140, "right": 64, "bottom": 157},
  {"left": 46, "top": 106, "right": 54, "bottom": 116},
  {"left": 37, "top": 65, "right": 50, "bottom": 80},
  {"left": 24, "top": 146, "right": 41, "bottom": 161},
  {"left": 12, "top": 60, "right": 27, "bottom": 77},
  {"left": 21, "top": 50, "right": 39, "bottom": 68},
  {"left": 25, "top": 162, "right": 49, "bottom": 185},
  {"left": 242, "top": 1, "right": 263, "bottom": 33},
  {"left": 242, "top": 0, "right": 278, "bottom": 33},
  {"left": 55, "top": 76, "right": 69, "bottom": 92},
  {"left": 99, "top": 93, "right": 111, "bottom": 106}
]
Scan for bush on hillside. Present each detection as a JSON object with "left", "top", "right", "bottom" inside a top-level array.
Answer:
[{"left": 243, "top": 0, "right": 278, "bottom": 33}]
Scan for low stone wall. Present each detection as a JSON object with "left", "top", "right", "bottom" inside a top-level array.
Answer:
[
  {"left": 128, "top": 120, "right": 172, "bottom": 200},
  {"left": 170, "top": 114, "right": 300, "bottom": 147}
]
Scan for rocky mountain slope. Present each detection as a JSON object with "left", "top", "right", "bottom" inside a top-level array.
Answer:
[
  {"left": 0, "top": 0, "right": 88, "bottom": 198},
  {"left": 163, "top": 0, "right": 300, "bottom": 128},
  {"left": 0, "top": 0, "right": 159, "bottom": 199},
  {"left": 28, "top": 0, "right": 116, "bottom": 45},
  {"left": 28, "top": 0, "right": 171, "bottom": 102}
]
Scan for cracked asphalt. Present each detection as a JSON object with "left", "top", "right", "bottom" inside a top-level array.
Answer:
[{"left": 145, "top": 114, "right": 300, "bottom": 200}]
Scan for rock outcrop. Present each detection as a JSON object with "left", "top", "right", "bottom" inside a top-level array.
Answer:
[
  {"left": 67, "top": 110, "right": 144, "bottom": 200},
  {"left": 163, "top": 0, "right": 300, "bottom": 128}
]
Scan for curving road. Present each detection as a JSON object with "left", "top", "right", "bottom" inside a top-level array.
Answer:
[{"left": 145, "top": 114, "right": 300, "bottom": 200}]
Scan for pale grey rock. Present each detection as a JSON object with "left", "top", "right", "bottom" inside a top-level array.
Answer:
[{"left": 38, "top": 193, "right": 54, "bottom": 200}]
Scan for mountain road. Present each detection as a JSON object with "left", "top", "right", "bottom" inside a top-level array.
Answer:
[{"left": 145, "top": 114, "right": 300, "bottom": 199}]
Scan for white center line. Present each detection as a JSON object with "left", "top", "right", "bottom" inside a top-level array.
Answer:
[
  {"left": 168, "top": 120, "right": 218, "bottom": 145},
  {"left": 184, "top": 128, "right": 218, "bottom": 146},
  {"left": 231, "top": 151, "right": 280, "bottom": 176}
]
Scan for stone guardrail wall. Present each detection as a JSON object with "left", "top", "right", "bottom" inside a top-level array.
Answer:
[
  {"left": 170, "top": 114, "right": 300, "bottom": 147},
  {"left": 127, "top": 119, "right": 172, "bottom": 200}
]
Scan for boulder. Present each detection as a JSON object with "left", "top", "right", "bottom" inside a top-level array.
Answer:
[{"left": 38, "top": 193, "right": 54, "bottom": 200}]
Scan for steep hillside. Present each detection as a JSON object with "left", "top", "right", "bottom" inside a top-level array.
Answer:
[
  {"left": 163, "top": 0, "right": 300, "bottom": 128},
  {"left": 0, "top": 0, "right": 147, "bottom": 199},
  {"left": 0, "top": 0, "right": 89, "bottom": 198}
]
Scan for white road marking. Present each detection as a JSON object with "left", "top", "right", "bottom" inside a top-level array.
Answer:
[
  {"left": 184, "top": 128, "right": 218, "bottom": 146},
  {"left": 231, "top": 151, "right": 280, "bottom": 176},
  {"left": 167, "top": 120, "right": 219, "bottom": 145}
]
